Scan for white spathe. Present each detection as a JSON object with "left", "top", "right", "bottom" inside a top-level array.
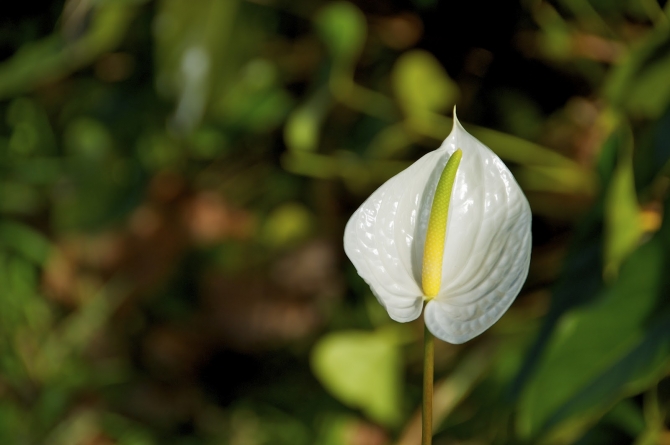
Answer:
[{"left": 344, "top": 113, "right": 532, "bottom": 344}]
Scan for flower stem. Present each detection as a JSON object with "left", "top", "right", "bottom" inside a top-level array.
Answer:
[{"left": 422, "top": 321, "right": 434, "bottom": 445}]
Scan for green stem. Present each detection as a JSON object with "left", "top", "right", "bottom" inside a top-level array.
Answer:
[{"left": 422, "top": 320, "right": 434, "bottom": 445}]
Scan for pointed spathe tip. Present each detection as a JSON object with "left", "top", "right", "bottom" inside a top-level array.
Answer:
[{"left": 452, "top": 106, "right": 465, "bottom": 132}]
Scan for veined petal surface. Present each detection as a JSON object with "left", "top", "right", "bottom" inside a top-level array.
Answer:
[
  {"left": 344, "top": 113, "right": 532, "bottom": 342},
  {"left": 344, "top": 147, "right": 447, "bottom": 322}
]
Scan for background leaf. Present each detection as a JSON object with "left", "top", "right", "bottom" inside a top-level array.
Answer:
[
  {"left": 518, "top": 238, "right": 664, "bottom": 439},
  {"left": 311, "top": 329, "right": 404, "bottom": 427},
  {"left": 0, "top": 1, "right": 669, "bottom": 444}
]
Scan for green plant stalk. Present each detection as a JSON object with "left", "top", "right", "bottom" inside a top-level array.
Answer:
[{"left": 422, "top": 320, "right": 434, "bottom": 445}]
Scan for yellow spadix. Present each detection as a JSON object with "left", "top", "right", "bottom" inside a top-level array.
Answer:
[{"left": 421, "top": 149, "right": 462, "bottom": 298}]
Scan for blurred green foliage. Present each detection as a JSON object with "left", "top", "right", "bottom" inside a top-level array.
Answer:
[{"left": 1, "top": 0, "right": 670, "bottom": 444}]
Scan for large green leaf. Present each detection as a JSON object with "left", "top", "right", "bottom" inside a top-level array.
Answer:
[
  {"left": 544, "top": 315, "right": 670, "bottom": 434},
  {"left": 517, "top": 237, "right": 664, "bottom": 440},
  {"left": 603, "top": 128, "right": 644, "bottom": 279},
  {"left": 510, "top": 126, "right": 625, "bottom": 404}
]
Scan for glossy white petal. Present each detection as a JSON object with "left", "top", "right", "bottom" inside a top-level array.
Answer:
[{"left": 343, "top": 113, "right": 532, "bottom": 342}]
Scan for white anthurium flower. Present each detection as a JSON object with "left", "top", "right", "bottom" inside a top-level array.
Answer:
[{"left": 344, "top": 111, "right": 532, "bottom": 344}]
